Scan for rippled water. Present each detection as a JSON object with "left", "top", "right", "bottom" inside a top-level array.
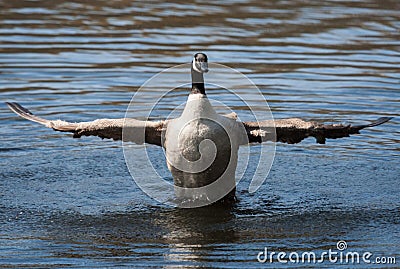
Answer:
[{"left": 1, "top": 0, "right": 399, "bottom": 268}]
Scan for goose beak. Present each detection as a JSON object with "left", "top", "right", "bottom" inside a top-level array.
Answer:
[
  {"left": 192, "top": 59, "right": 209, "bottom": 73},
  {"left": 199, "top": 62, "right": 209, "bottom": 73}
]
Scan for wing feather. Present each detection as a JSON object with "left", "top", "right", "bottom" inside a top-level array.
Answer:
[
  {"left": 6, "top": 102, "right": 166, "bottom": 146},
  {"left": 243, "top": 117, "right": 393, "bottom": 144}
]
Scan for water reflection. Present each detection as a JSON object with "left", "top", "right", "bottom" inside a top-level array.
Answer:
[
  {"left": 38, "top": 204, "right": 238, "bottom": 267},
  {"left": 160, "top": 205, "right": 236, "bottom": 267},
  {"left": 6, "top": 204, "right": 397, "bottom": 267}
]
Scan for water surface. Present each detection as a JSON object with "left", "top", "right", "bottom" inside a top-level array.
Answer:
[{"left": 0, "top": 0, "right": 399, "bottom": 268}]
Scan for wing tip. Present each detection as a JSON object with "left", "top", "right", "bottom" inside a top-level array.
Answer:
[
  {"left": 6, "top": 101, "right": 49, "bottom": 125},
  {"left": 6, "top": 101, "right": 32, "bottom": 114},
  {"left": 377, "top": 116, "right": 393, "bottom": 122},
  {"left": 368, "top": 116, "right": 393, "bottom": 128}
]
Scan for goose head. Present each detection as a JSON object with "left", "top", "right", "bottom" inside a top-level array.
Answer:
[
  {"left": 191, "top": 53, "right": 208, "bottom": 95},
  {"left": 192, "top": 52, "right": 209, "bottom": 73}
]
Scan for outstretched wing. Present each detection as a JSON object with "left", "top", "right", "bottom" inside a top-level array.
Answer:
[
  {"left": 6, "top": 102, "right": 166, "bottom": 146},
  {"left": 243, "top": 117, "right": 393, "bottom": 144}
]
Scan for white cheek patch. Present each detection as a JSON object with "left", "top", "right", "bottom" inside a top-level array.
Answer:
[{"left": 192, "top": 60, "right": 202, "bottom": 73}]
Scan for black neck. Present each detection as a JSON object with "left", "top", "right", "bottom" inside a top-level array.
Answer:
[{"left": 191, "top": 68, "right": 205, "bottom": 95}]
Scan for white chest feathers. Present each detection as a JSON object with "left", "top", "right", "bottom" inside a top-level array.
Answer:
[{"left": 164, "top": 94, "right": 243, "bottom": 186}]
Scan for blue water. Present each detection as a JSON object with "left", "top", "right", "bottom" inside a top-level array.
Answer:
[{"left": 0, "top": 0, "right": 399, "bottom": 268}]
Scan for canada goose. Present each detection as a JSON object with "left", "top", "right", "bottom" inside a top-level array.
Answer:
[{"left": 6, "top": 53, "right": 393, "bottom": 207}]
